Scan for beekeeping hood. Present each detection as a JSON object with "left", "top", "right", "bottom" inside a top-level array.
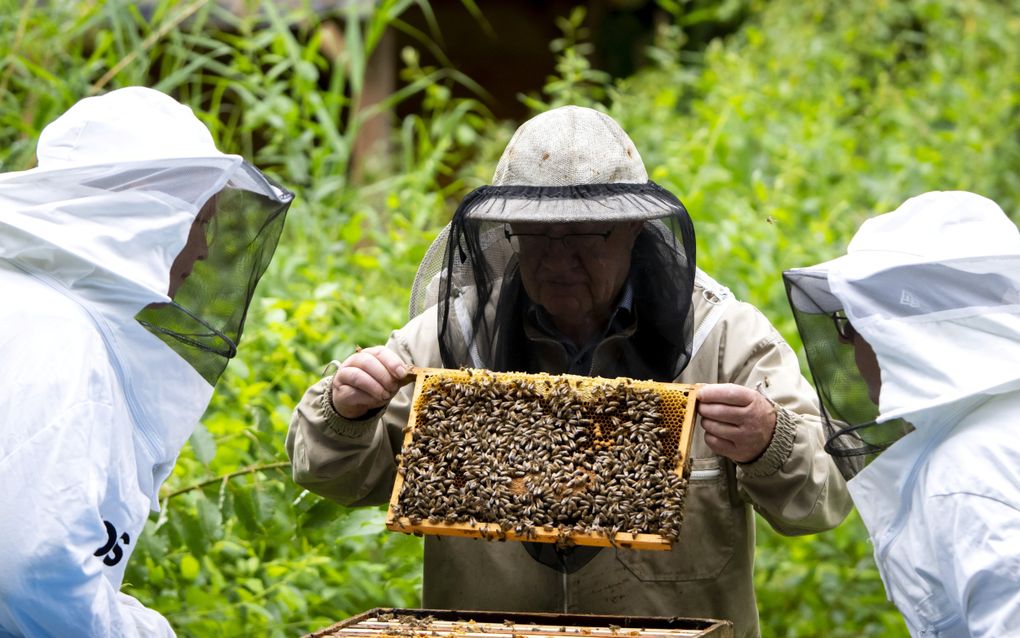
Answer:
[
  {"left": 409, "top": 105, "right": 696, "bottom": 382},
  {"left": 783, "top": 191, "right": 1020, "bottom": 481},
  {"left": 0, "top": 87, "right": 292, "bottom": 497}
]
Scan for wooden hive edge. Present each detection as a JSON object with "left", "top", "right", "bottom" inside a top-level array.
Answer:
[{"left": 305, "top": 607, "right": 733, "bottom": 638}]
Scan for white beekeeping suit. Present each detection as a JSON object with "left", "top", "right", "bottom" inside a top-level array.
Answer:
[
  {"left": 0, "top": 87, "right": 292, "bottom": 637},
  {"left": 784, "top": 191, "right": 1020, "bottom": 637}
]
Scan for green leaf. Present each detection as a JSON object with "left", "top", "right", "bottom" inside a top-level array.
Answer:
[
  {"left": 188, "top": 420, "right": 217, "bottom": 466},
  {"left": 180, "top": 553, "right": 200, "bottom": 581}
]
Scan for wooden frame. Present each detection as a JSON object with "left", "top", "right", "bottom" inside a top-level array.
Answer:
[
  {"left": 385, "top": 368, "right": 699, "bottom": 551},
  {"left": 305, "top": 607, "right": 733, "bottom": 638}
]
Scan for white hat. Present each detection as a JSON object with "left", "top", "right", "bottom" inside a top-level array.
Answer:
[
  {"left": 786, "top": 190, "right": 1020, "bottom": 314},
  {"left": 459, "top": 106, "right": 682, "bottom": 223},
  {"left": 492, "top": 105, "right": 648, "bottom": 186},
  {"left": 36, "top": 87, "right": 225, "bottom": 170}
]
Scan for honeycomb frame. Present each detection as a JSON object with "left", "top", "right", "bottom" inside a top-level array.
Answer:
[{"left": 385, "top": 367, "right": 698, "bottom": 551}]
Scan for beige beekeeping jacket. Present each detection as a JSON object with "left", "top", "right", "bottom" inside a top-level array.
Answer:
[{"left": 286, "top": 270, "right": 851, "bottom": 638}]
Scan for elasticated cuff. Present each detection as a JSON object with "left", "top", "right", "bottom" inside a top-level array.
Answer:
[
  {"left": 317, "top": 373, "right": 382, "bottom": 438},
  {"left": 737, "top": 404, "right": 797, "bottom": 478}
]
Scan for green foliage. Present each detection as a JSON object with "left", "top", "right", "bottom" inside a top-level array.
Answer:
[
  {"left": 4, "top": 0, "right": 1020, "bottom": 636},
  {"left": 520, "top": 6, "right": 611, "bottom": 111},
  {"left": 753, "top": 513, "right": 907, "bottom": 637}
]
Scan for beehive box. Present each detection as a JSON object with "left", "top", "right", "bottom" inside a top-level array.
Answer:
[
  {"left": 385, "top": 367, "right": 698, "bottom": 550},
  {"left": 304, "top": 608, "right": 733, "bottom": 638}
]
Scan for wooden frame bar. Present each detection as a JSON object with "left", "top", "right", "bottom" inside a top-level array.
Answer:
[{"left": 305, "top": 608, "right": 732, "bottom": 638}]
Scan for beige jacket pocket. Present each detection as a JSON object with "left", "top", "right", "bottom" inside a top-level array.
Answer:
[{"left": 615, "top": 457, "right": 740, "bottom": 581}]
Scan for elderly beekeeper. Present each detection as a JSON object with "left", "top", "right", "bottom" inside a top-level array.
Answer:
[
  {"left": 783, "top": 191, "right": 1020, "bottom": 637},
  {"left": 0, "top": 87, "right": 292, "bottom": 636},
  {"left": 287, "top": 106, "right": 850, "bottom": 637}
]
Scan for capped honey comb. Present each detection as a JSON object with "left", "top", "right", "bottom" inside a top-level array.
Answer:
[{"left": 385, "top": 367, "right": 698, "bottom": 550}]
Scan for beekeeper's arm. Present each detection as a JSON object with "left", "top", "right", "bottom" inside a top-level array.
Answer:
[
  {"left": 0, "top": 400, "right": 174, "bottom": 637},
  {"left": 286, "top": 302, "right": 451, "bottom": 508},
  {"left": 287, "top": 334, "right": 420, "bottom": 507}
]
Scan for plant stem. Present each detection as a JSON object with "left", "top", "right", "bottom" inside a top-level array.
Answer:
[{"left": 161, "top": 460, "right": 291, "bottom": 500}]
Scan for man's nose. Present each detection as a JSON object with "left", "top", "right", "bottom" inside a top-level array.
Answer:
[
  {"left": 545, "top": 236, "right": 581, "bottom": 256},
  {"left": 540, "top": 241, "right": 581, "bottom": 269}
]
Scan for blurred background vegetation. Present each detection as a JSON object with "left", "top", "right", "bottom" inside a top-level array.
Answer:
[{"left": 2, "top": 0, "right": 1019, "bottom": 636}]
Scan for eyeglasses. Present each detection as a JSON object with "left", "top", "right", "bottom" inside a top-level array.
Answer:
[
  {"left": 832, "top": 311, "right": 857, "bottom": 342},
  {"left": 503, "top": 225, "right": 614, "bottom": 253}
]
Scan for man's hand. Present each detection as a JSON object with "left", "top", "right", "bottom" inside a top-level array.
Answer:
[
  {"left": 697, "top": 383, "right": 777, "bottom": 463},
  {"left": 330, "top": 346, "right": 409, "bottom": 419}
]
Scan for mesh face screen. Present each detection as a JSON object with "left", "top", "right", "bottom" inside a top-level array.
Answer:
[
  {"left": 136, "top": 169, "right": 291, "bottom": 384},
  {"left": 783, "top": 274, "right": 913, "bottom": 480}
]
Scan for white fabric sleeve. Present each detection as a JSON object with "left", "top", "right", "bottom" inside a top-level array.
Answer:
[
  {"left": 0, "top": 400, "right": 174, "bottom": 638},
  {"left": 932, "top": 493, "right": 1020, "bottom": 637}
]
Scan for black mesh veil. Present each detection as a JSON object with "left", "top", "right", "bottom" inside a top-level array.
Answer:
[
  {"left": 133, "top": 163, "right": 292, "bottom": 384},
  {"left": 416, "top": 181, "right": 696, "bottom": 382},
  {"left": 783, "top": 269, "right": 912, "bottom": 481}
]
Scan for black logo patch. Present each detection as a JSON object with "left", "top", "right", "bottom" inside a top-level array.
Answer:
[{"left": 94, "top": 520, "right": 131, "bottom": 567}]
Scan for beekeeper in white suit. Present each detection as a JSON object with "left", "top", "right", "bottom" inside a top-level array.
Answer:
[
  {"left": 0, "top": 87, "right": 292, "bottom": 636},
  {"left": 784, "top": 191, "right": 1020, "bottom": 637}
]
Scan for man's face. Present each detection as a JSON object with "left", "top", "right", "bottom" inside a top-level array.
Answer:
[
  {"left": 837, "top": 319, "right": 882, "bottom": 406},
  {"left": 513, "top": 221, "right": 642, "bottom": 324},
  {"left": 167, "top": 198, "right": 215, "bottom": 298},
  {"left": 852, "top": 336, "right": 882, "bottom": 406}
]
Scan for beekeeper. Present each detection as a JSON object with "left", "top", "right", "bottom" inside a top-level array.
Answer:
[
  {"left": 784, "top": 191, "right": 1020, "bottom": 637},
  {"left": 0, "top": 87, "right": 293, "bottom": 636},
  {"left": 287, "top": 105, "right": 851, "bottom": 638}
]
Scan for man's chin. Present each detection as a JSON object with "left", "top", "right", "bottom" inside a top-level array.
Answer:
[{"left": 540, "top": 298, "right": 588, "bottom": 320}]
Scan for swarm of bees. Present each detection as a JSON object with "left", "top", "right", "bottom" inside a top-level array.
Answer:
[{"left": 389, "top": 370, "right": 692, "bottom": 545}]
